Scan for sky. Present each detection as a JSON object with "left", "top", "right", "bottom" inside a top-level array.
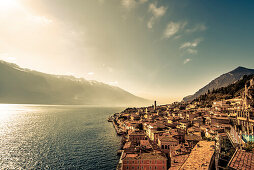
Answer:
[{"left": 0, "top": 0, "right": 254, "bottom": 104}]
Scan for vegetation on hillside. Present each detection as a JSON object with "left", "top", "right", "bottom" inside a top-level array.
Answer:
[{"left": 192, "top": 74, "right": 254, "bottom": 107}]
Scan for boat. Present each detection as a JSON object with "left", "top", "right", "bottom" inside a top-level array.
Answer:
[
  {"left": 108, "top": 116, "right": 113, "bottom": 122},
  {"left": 117, "top": 150, "right": 123, "bottom": 155}
]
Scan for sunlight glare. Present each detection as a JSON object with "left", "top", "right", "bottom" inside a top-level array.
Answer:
[
  {"left": 0, "top": 0, "right": 20, "bottom": 12},
  {"left": 0, "top": 104, "right": 28, "bottom": 121}
]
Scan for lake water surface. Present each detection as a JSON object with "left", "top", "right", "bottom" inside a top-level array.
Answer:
[{"left": 0, "top": 104, "right": 123, "bottom": 169}]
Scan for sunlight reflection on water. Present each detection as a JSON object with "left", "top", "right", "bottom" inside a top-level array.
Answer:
[{"left": 0, "top": 104, "right": 123, "bottom": 169}]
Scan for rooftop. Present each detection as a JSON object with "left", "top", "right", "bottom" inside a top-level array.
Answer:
[
  {"left": 228, "top": 149, "right": 254, "bottom": 169},
  {"left": 129, "top": 131, "right": 146, "bottom": 136},
  {"left": 185, "top": 134, "right": 202, "bottom": 141},
  {"left": 140, "top": 140, "right": 152, "bottom": 149},
  {"left": 123, "top": 152, "right": 167, "bottom": 160},
  {"left": 159, "top": 135, "right": 178, "bottom": 142},
  {"left": 170, "top": 154, "right": 189, "bottom": 170},
  {"left": 180, "top": 141, "right": 215, "bottom": 170}
]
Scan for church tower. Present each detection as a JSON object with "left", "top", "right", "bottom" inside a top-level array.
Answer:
[{"left": 154, "top": 101, "right": 157, "bottom": 110}]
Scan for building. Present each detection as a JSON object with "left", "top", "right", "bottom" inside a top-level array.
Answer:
[
  {"left": 158, "top": 135, "right": 179, "bottom": 155},
  {"left": 129, "top": 131, "right": 146, "bottom": 143},
  {"left": 227, "top": 149, "right": 254, "bottom": 169},
  {"left": 178, "top": 119, "right": 190, "bottom": 129},
  {"left": 211, "top": 116, "right": 230, "bottom": 125},
  {"left": 232, "top": 79, "right": 254, "bottom": 142},
  {"left": 184, "top": 134, "right": 202, "bottom": 148},
  {"left": 169, "top": 154, "right": 189, "bottom": 170},
  {"left": 121, "top": 152, "right": 167, "bottom": 170},
  {"left": 131, "top": 113, "right": 141, "bottom": 121},
  {"left": 154, "top": 101, "right": 157, "bottom": 111},
  {"left": 212, "top": 101, "right": 230, "bottom": 111},
  {"left": 180, "top": 141, "right": 215, "bottom": 170},
  {"left": 186, "top": 112, "right": 199, "bottom": 121}
]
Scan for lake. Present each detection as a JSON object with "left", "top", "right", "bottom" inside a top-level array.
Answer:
[{"left": 0, "top": 104, "right": 123, "bottom": 169}]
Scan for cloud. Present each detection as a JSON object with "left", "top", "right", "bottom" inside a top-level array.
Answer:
[
  {"left": 180, "top": 38, "right": 203, "bottom": 54},
  {"left": 87, "top": 72, "right": 94, "bottom": 75},
  {"left": 186, "top": 23, "right": 207, "bottom": 33},
  {"left": 184, "top": 58, "right": 191, "bottom": 64},
  {"left": 28, "top": 15, "right": 53, "bottom": 26},
  {"left": 174, "top": 35, "right": 182, "bottom": 40},
  {"left": 147, "top": 3, "right": 167, "bottom": 29},
  {"left": 149, "top": 3, "right": 167, "bottom": 17},
  {"left": 0, "top": 53, "right": 16, "bottom": 63},
  {"left": 163, "top": 21, "right": 187, "bottom": 39},
  {"left": 180, "top": 38, "right": 202, "bottom": 49},
  {"left": 108, "top": 81, "right": 119, "bottom": 86},
  {"left": 121, "top": 0, "right": 136, "bottom": 9},
  {"left": 121, "top": 0, "right": 148, "bottom": 9},
  {"left": 162, "top": 22, "right": 207, "bottom": 40},
  {"left": 186, "top": 49, "right": 197, "bottom": 54}
]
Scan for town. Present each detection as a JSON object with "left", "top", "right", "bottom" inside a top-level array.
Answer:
[{"left": 109, "top": 78, "right": 254, "bottom": 170}]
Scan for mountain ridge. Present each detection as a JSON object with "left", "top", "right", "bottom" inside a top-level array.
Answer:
[
  {"left": 192, "top": 74, "right": 254, "bottom": 107},
  {"left": 183, "top": 66, "right": 254, "bottom": 102},
  {"left": 0, "top": 60, "right": 150, "bottom": 106}
]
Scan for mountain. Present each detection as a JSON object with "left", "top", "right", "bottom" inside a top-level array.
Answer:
[
  {"left": 183, "top": 66, "right": 254, "bottom": 102},
  {"left": 193, "top": 74, "right": 254, "bottom": 107},
  {"left": 0, "top": 60, "right": 150, "bottom": 106}
]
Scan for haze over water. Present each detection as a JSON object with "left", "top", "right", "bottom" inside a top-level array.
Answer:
[{"left": 0, "top": 104, "right": 123, "bottom": 169}]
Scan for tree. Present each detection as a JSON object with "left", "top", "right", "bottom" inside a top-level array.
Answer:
[
  {"left": 137, "top": 123, "right": 143, "bottom": 130},
  {"left": 244, "top": 142, "right": 254, "bottom": 152}
]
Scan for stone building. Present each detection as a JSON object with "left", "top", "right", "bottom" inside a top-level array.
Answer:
[{"left": 121, "top": 152, "right": 167, "bottom": 170}]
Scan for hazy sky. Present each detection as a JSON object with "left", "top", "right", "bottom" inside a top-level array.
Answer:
[{"left": 0, "top": 0, "right": 254, "bottom": 104}]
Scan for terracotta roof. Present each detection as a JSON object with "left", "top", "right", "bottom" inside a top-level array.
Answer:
[
  {"left": 212, "top": 116, "right": 230, "bottom": 120},
  {"left": 130, "top": 131, "right": 146, "bottom": 136},
  {"left": 170, "top": 154, "right": 189, "bottom": 170},
  {"left": 228, "top": 149, "right": 254, "bottom": 170},
  {"left": 123, "top": 152, "right": 167, "bottom": 160},
  {"left": 140, "top": 140, "right": 152, "bottom": 149},
  {"left": 185, "top": 134, "right": 202, "bottom": 141},
  {"left": 123, "top": 142, "right": 131, "bottom": 149},
  {"left": 159, "top": 136, "right": 178, "bottom": 142},
  {"left": 180, "top": 141, "right": 215, "bottom": 170}
]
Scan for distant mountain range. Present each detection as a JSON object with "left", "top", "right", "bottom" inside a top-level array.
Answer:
[
  {"left": 183, "top": 66, "right": 254, "bottom": 102},
  {"left": 0, "top": 60, "right": 150, "bottom": 106}
]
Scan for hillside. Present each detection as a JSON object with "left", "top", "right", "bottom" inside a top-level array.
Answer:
[
  {"left": 0, "top": 60, "right": 150, "bottom": 106},
  {"left": 192, "top": 74, "right": 254, "bottom": 106},
  {"left": 183, "top": 66, "right": 254, "bottom": 102}
]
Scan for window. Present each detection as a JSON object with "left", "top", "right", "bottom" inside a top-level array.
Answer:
[
  {"left": 155, "top": 166, "right": 157, "bottom": 169},
  {"left": 132, "top": 167, "right": 134, "bottom": 169},
  {"left": 126, "top": 166, "right": 129, "bottom": 169}
]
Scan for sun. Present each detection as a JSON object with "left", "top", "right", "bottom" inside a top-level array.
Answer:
[{"left": 0, "top": 0, "right": 20, "bottom": 11}]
